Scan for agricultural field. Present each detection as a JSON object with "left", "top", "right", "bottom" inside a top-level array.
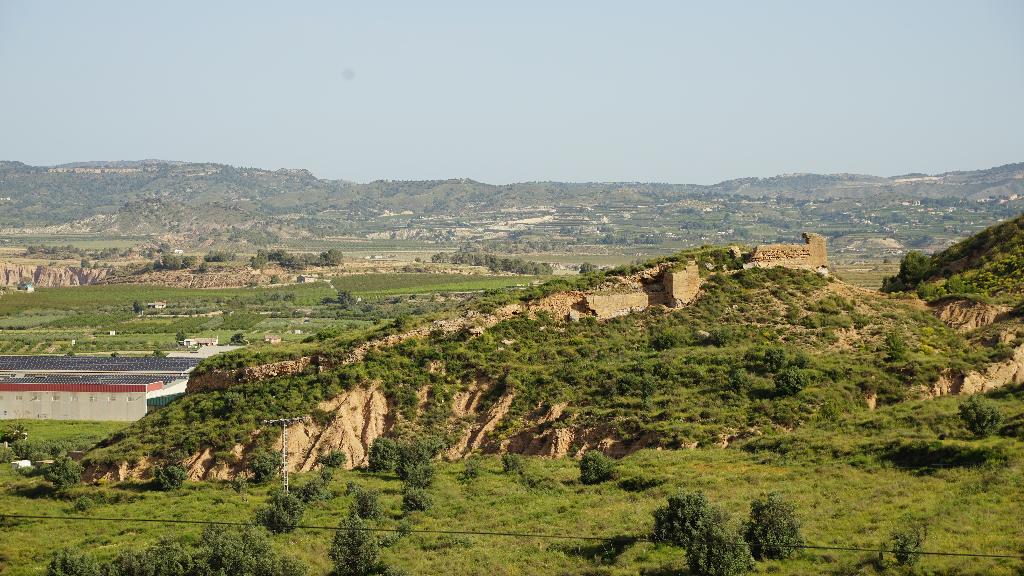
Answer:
[{"left": 0, "top": 273, "right": 538, "bottom": 355}]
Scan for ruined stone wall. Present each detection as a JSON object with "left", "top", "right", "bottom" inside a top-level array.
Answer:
[
  {"left": 664, "top": 262, "right": 701, "bottom": 306},
  {"left": 803, "top": 233, "right": 827, "bottom": 268},
  {"left": 584, "top": 291, "right": 650, "bottom": 318},
  {"left": 746, "top": 232, "right": 827, "bottom": 271}
]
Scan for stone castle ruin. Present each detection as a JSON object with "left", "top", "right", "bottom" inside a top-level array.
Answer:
[
  {"left": 537, "top": 261, "right": 703, "bottom": 321},
  {"left": 744, "top": 232, "right": 828, "bottom": 273}
]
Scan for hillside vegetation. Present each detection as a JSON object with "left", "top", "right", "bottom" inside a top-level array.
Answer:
[
  {"left": 883, "top": 212, "right": 1024, "bottom": 301},
  {"left": 7, "top": 216, "right": 1024, "bottom": 576},
  {"left": 84, "top": 249, "right": 1007, "bottom": 470}
]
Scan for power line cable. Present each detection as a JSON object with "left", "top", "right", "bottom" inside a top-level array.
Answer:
[{"left": 3, "top": 513, "right": 1022, "bottom": 560}]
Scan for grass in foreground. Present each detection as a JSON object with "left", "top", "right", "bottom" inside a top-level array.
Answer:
[{"left": 2, "top": 389, "right": 1023, "bottom": 576}]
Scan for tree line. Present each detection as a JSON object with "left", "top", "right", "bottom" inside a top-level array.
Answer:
[{"left": 430, "top": 252, "right": 552, "bottom": 275}]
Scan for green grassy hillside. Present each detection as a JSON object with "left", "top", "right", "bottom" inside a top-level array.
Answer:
[
  {"left": 884, "top": 212, "right": 1024, "bottom": 301},
  {"left": 84, "top": 259, "right": 1008, "bottom": 468}
]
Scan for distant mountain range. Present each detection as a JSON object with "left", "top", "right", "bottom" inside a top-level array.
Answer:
[{"left": 1, "top": 159, "right": 1022, "bottom": 251}]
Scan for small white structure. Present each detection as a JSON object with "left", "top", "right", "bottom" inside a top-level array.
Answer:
[
  {"left": 297, "top": 274, "right": 320, "bottom": 283},
  {"left": 264, "top": 335, "right": 282, "bottom": 345},
  {"left": 172, "top": 249, "right": 184, "bottom": 255},
  {"left": 108, "top": 330, "right": 117, "bottom": 336},
  {"left": 11, "top": 460, "right": 32, "bottom": 470},
  {"left": 147, "top": 301, "right": 167, "bottom": 310},
  {"left": 181, "top": 337, "right": 219, "bottom": 347}
]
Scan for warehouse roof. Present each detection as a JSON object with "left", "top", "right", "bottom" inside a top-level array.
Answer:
[
  {"left": 0, "top": 355, "right": 200, "bottom": 373},
  {"left": 0, "top": 375, "right": 165, "bottom": 393}
]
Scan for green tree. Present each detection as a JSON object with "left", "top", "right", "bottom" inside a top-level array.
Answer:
[
  {"left": 229, "top": 332, "right": 248, "bottom": 345},
  {"left": 652, "top": 491, "right": 714, "bottom": 547},
  {"left": 47, "top": 549, "right": 101, "bottom": 576},
  {"left": 132, "top": 300, "right": 144, "bottom": 315},
  {"left": 883, "top": 332, "right": 909, "bottom": 363},
  {"left": 256, "top": 490, "right": 306, "bottom": 533},
  {"left": 579, "top": 451, "right": 614, "bottom": 485},
  {"left": 194, "top": 525, "right": 305, "bottom": 576},
  {"left": 349, "top": 484, "right": 384, "bottom": 520},
  {"left": 686, "top": 509, "right": 755, "bottom": 576},
  {"left": 401, "top": 486, "right": 433, "bottom": 513},
  {"left": 958, "top": 395, "right": 1003, "bottom": 437},
  {"left": 248, "top": 450, "right": 282, "bottom": 484},
  {"left": 294, "top": 473, "right": 334, "bottom": 504},
  {"left": 743, "top": 492, "right": 804, "bottom": 560},
  {"left": 153, "top": 464, "right": 187, "bottom": 491},
  {"left": 395, "top": 437, "right": 443, "bottom": 480},
  {"left": 108, "top": 538, "right": 194, "bottom": 576},
  {"left": 368, "top": 437, "right": 399, "bottom": 473},
  {"left": 320, "top": 249, "right": 345, "bottom": 266},
  {"left": 250, "top": 250, "right": 270, "bottom": 269},
  {"left": 330, "top": 513, "right": 383, "bottom": 576},
  {"left": 773, "top": 368, "right": 808, "bottom": 396},
  {"left": 44, "top": 457, "right": 83, "bottom": 491},
  {"left": 882, "top": 251, "right": 933, "bottom": 292}
]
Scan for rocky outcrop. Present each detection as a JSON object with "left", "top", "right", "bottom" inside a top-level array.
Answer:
[
  {"left": 0, "top": 262, "right": 112, "bottom": 287},
  {"left": 284, "top": 385, "right": 391, "bottom": 471},
  {"left": 926, "top": 343, "right": 1024, "bottom": 397},
  {"left": 931, "top": 298, "right": 1012, "bottom": 332},
  {"left": 187, "top": 357, "right": 314, "bottom": 393}
]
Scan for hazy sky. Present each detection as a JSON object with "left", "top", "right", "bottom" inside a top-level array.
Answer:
[{"left": 1, "top": 1, "right": 1021, "bottom": 183}]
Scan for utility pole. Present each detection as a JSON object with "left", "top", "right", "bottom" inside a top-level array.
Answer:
[{"left": 262, "top": 416, "right": 307, "bottom": 493}]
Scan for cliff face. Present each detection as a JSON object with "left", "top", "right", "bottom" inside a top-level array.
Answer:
[{"left": 0, "top": 262, "right": 112, "bottom": 287}]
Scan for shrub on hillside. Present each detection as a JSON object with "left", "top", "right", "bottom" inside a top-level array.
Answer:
[
  {"left": 652, "top": 491, "right": 714, "bottom": 547},
  {"left": 318, "top": 450, "right": 347, "bottom": 469},
  {"left": 368, "top": 437, "right": 399, "bottom": 473},
  {"left": 579, "top": 451, "right": 614, "bottom": 485},
  {"left": 44, "top": 457, "right": 83, "bottom": 492},
  {"left": 295, "top": 474, "right": 334, "bottom": 504},
  {"left": 248, "top": 450, "right": 282, "bottom": 484},
  {"left": 686, "top": 509, "right": 755, "bottom": 576},
  {"left": 773, "top": 368, "right": 808, "bottom": 396},
  {"left": 330, "top": 513, "right": 382, "bottom": 576},
  {"left": 501, "top": 453, "right": 525, "bottom": 475},
  {"left": 889, "top": 524, "right": 926, "bottom": 567},
  {"left": 459, "top": 454, "right": 483, "bottom": 482},
  {"left": 742, "top": 492, "right": 804, "bottom": 560},
  {"left": 745, "top": 346, "right": 788, "bottom": 374},
  {"left": 958, "top": 395, "right": 1003, "bottom": 438},
  {"left": 47, "top": 548, "right": 101, "bottom": 576},
  {"left": 401, "top": 462, "right": 435, "bottom": 489},
  {"left": 883, "top": 332, "right": 910, "bottom": 363},
  {"left": 194, "top": 525, "right": 306, "bottom": 576},
  {"left": 153, "top": 464, "right": 187, "bottom": 491},
  {"left": 396, "top": 437, "right": 445, "bottom": 481},
  {"left": 255, "top": 490, "right": 306, "bottom": 533},
  {"left": 401, "top": 486, "right": 433, "bottom": 513},
  {"left": 348, "top": 484, "right": 383, "bottom": 520}
]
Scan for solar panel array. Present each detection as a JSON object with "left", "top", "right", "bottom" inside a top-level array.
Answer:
[
  {"left": 0, "top": 355, "right": 200, "bottom": 373},
  {"left": 0, "top": 375, "right": 168, "bottom": 386}
]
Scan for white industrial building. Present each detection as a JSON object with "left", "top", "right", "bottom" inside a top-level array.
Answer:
[{"left": 0, "top": 356, "right": 199, "bottom": 421}]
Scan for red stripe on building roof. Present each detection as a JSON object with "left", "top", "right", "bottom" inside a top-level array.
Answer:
[{"left": 0, "top": 382, "right": 162, "bottom": 393}]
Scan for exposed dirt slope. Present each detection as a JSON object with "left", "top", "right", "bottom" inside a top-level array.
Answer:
[{"left": 0, "top": 262, "right": 112, "bottom": 287}]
